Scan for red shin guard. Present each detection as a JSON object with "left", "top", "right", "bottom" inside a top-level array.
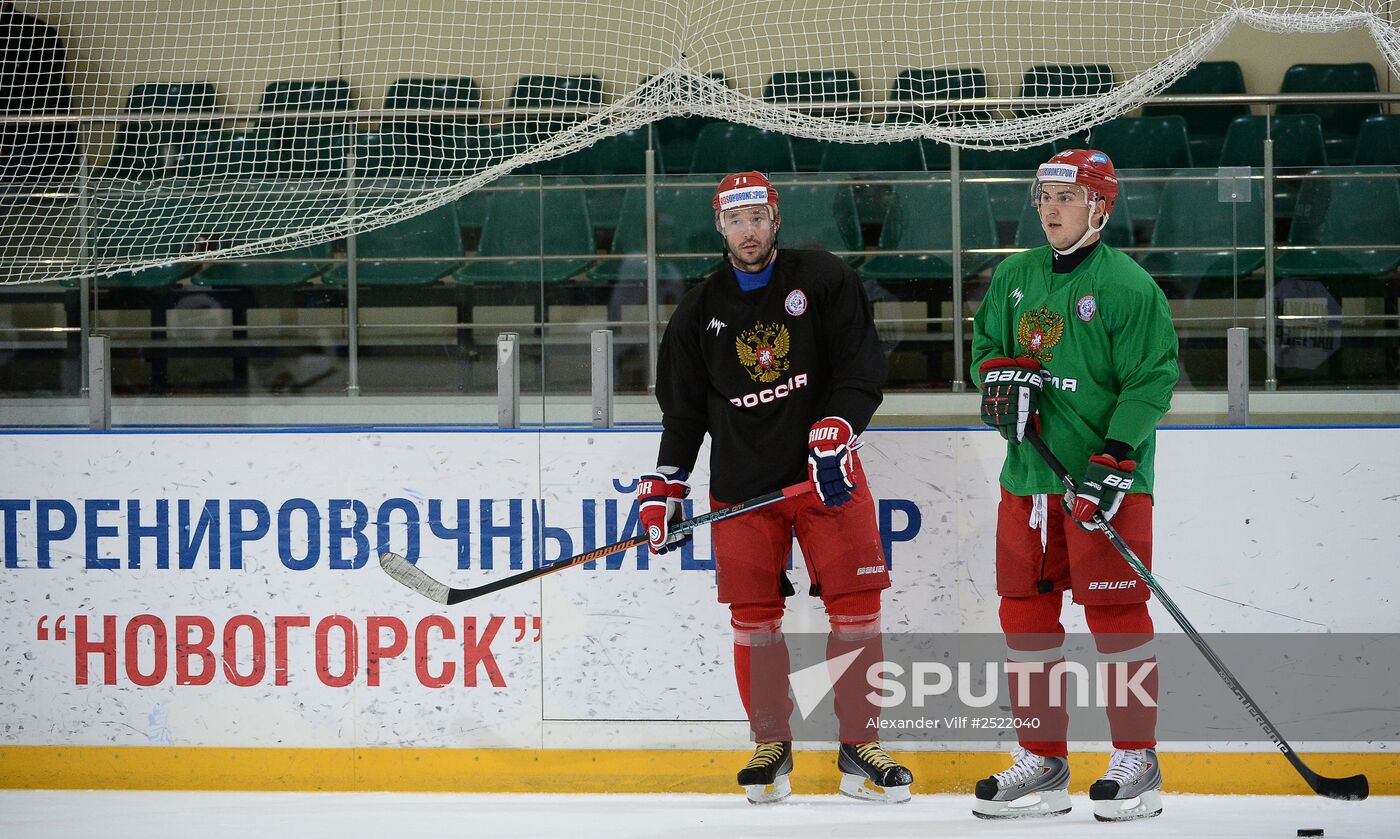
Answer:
[{"left": 1085, "top": 602, "right": 1157, "bottom": 750}]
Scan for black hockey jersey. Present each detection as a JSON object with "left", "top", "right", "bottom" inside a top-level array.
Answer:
[{"left": 655, "top": 249, "right": 887, "bottom": 502}]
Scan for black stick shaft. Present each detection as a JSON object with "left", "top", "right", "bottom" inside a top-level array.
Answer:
[
  {"left": 438, "top": 482, "right": 810, "bottom": 604},
  {"left": 1025, "top": 430, "right": 1367, "bottom": 800}
]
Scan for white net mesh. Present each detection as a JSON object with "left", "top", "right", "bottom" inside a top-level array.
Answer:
[{"left": 0, "top": 0, "right": 1395, "bottom": 285}]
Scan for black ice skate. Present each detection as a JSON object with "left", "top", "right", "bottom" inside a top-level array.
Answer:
[
  {"left": 737, "top": 741, "right": 793, "bottom": 804},
  {"left": 1090, "top": 747, "right": 1163, "bottom": 821},
  {"left": 972, "top": 746, "right": 1072, "bottom": 819},
  {"left": 836, "top": 742, "right": 913, "bottom": 803}
]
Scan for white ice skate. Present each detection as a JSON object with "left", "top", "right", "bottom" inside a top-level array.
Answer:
[
  {"left": 1090, "top": 747, "right": 1163, "bottom": 821},
  {"left": 836, "top": 742, "right": 913, "bottom": 803},
  {"left": 737, "top": 741, "right": 793, "bottom": 804},
  {"left": 971, "top": 746, "right": 1072, "bottom": 819}
]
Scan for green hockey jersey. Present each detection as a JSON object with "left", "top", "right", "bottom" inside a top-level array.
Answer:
[{"left": 971, "top": 243, "right": 1179, "bottom": 495}]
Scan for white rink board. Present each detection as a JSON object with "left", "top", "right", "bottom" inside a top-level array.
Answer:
[{"left": 0, "top": 427, "right": 1395, "bottom": 749}]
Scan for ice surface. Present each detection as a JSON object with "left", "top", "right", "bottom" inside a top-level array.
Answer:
[{"left": 2, "top": 791, "right": 1394, "bottom": 839}]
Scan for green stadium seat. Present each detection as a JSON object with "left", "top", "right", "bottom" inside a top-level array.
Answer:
[
  {"left": 1219, "top": 115, "right": 1327, "bottom": 217},
  {"left": 650, "top": 72, "right": 729, "bottom": 175},
  {"left": 1219, "top": 115, "right": 1328, "bottom": 169},
  {"left": 776, "top": 183, "right": 863, "bottom": 262},
  {"left": 1277, "top": 63, "right": 1381, "bottom": 165},
  {"left": 176, "top": 179, "right": 343, "bottom": 289},
  {"left": 83, "top": 192, "right": 203, "bottom": 288},
  {"left": 553, "top": 127, "right": 660, "bottom": 241},
  {"left": 1089, "top": 116, "right": 1193, "bottom": 169},
  {"left": 957, "top": 142, "right": 1057, "bottom": 226},
  {"left": 1220, "top": 114, "right": 1327, "bottom": 170},
  {"left": 1083, "top": 116, "right": 1193, "bottom": 221},
  {"left": 689, "top": 122, "right": 796, "bottom": 175},
  {"left": 588, "top": 182, "right": 721, "bottom": 283},
  {"left": 192, "top": 244, "right": 330, "bottom": 288},
  {"left": 324, "top": 204, "right": 463, "bottom": 286},
  {"left": 181, "top": 80, "right": 351, "bottom": 179},
  {"left": 1017, "top": 64, "right": 1114, "bottom": 117},
  {"left": 258, "top": 79, "right": 354, "bottom": 178},
  {"left": 1276, "top": 168, "right": 1400, "bottom": 278},
  {"left": 818, "top": 140, "right": 926, "bottom": 173},
  {"left": 175, "top": 129, "right": 270, "bottom": 178},
  {"left": 1013, "top": 190, "right": 1133, "bottom": 249},
  {"left": 1137, "top": 169, "right": 1266, "bottom": 280},
  {"left": 763, "top": 70, "right": 862, "bottom": 171},
  {"left": 365, "top": 77, "right": 482, "bottom": 176},
  {"left": 819, "top": 142, "right": 928, "bottom": 228},
  {"left": 455, "top": 175, "right": 537, "bottom": 240},
  {"left": 554, "top": 127, "right": 659, "bottom": 176},
  {"left": 888, "top": 68, "right": 991, "bottom": 126},
  {"left": 922, "top": 142, "right": 952, "bottom": 171},
  {"left": 859, "top": 181, "right": 999, "bottom": 281},
  {"left": 455, "top": 181, "right": 594, "bottom": 285},
  {"left": 653, "top": 116, "right": 720, "bottom": 174},
  {"left": 504, "top": 74, "right": 604, "bottom": 145},
  {"left": 1352, "top": 115, "right": 1400, "bottom": 167},
  {"left": 475, "top": 75, "right": 605, "bottom": 175},
  {"left": 1141, "top": 61, "right": 1248, "bottom": 168},
  {"left": 102, "top": 82, "right": 220, "bottom": 179}
]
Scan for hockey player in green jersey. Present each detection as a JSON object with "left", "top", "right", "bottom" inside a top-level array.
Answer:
[{"left": 970, "top": 149, "right": 1179, "bottom": 822}]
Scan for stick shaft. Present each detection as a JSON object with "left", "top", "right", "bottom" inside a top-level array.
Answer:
[
  {"left": 1025, "top": 430, "right": 1366, "bottom": 799},
  {"left": 383, "top": 481, "right": 811, "bottom": 605}
]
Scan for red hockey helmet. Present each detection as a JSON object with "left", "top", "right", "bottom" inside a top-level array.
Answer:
[
  {"left": 713, "top": 171, "right": 780, "bottom": 215},
  {"left": 1034, "top": 148, "right": 1118, "bottom": 217}
]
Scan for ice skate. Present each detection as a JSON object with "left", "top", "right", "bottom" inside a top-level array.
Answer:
[
  {"left": 971, "top": 746, "right": 1072, "bottom": 819},
  {"left": 1090, "top": 747, "right": 1163, "bottom": 821},
  {"left": 836, "top": 742, "right": 913, "bottom": 803},
  {"left": 737, "top": 741, "right": 792, "bottom": 804}
]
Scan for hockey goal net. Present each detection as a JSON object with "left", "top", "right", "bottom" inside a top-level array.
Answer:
[{"left": 0, "top": 0, "right": 1395, "bottom": 285}]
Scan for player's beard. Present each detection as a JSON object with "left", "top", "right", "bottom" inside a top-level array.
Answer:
[{"left": 726, "top": 231, "right": 778, "bottom": 273}]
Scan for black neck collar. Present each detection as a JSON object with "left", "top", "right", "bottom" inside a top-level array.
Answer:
[{"left": 1052, "top": 238, "right": 1101, "bottom": 274}]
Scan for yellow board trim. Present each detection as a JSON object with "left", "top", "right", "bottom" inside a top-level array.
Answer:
[{"left": 0, "top": 747, "right": 1393, "bottom": 795}]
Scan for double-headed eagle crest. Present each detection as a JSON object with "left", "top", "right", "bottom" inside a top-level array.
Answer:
[
  {"left": 735, "top": 322, "right": 791, "bottom": 383},
  {"left": 1016, "top": 306, "right": 1065, "bottom": 363}
]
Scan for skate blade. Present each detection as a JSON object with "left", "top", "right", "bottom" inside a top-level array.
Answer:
[
  {"left": 745, "top": 774, "right": 791, "bottom": 804},
  {"left": 971, "top": 788, "right": 1072, "bottom": 820},
  {"left": 1093, "top": 789, "right": 1163, "bottom": 822},
  {"left": 839, "top": 773, "right": 911, "bottom": 804}
]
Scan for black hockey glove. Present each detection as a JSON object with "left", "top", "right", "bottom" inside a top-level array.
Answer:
[{"left": 978, "top": 357, "right": 1044, "bottom": 444}]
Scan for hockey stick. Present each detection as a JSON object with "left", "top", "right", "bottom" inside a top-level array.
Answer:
[
  {"left": 1025, "top": 429, "right": 1369, "bottom": 801},
  {"left": 380, "top": 480, "right": 813, "bottom": 606}
]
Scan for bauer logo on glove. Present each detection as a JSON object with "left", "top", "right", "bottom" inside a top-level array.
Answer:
[
  {"left": 1067, "top": 454, "right": 1137, "bottom": 529},
  {"left": 978, "top": 357, "right": 1044, "bottom": 444}
]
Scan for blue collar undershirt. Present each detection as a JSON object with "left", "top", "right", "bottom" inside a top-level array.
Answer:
[{"left": 732, "top": 258, "right": 776, "bottom": 292}]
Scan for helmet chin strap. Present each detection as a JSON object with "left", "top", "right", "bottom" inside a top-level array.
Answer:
[{"left": 1051, "top": 205, "right": 1108, "bottom": 257}]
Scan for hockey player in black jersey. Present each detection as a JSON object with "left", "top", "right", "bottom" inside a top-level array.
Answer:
[{"left": 634, "top": 171, "right": 912, "bottom": 804}]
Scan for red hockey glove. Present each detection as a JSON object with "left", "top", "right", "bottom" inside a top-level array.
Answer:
[
  {"left": 978, "top": 357, "right": 1044, "bottom": 445},
  {"left": 1066, "top": 454, "right": 1137, "bottom": 530},
  {"left": 807, "top": 416, "right": 858, "bottom": 508},
  {"left": 637, "top": 467, "right": 690, "bottom": 553}
]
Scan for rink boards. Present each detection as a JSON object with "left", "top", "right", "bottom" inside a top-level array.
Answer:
[{"left": 0, "top": 426, "right": 1395, "bottom": 792}]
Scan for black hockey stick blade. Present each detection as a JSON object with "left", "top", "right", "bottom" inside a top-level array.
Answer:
[
  {"left": 1023, "top": 429, "right": 1369, "bottom": 802},
  {"left": 381, "top": 480, "right": 813, "bottom": 606},
  {"left": 1303, "top": 767, "right": 1369, "bottom": 801}
]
